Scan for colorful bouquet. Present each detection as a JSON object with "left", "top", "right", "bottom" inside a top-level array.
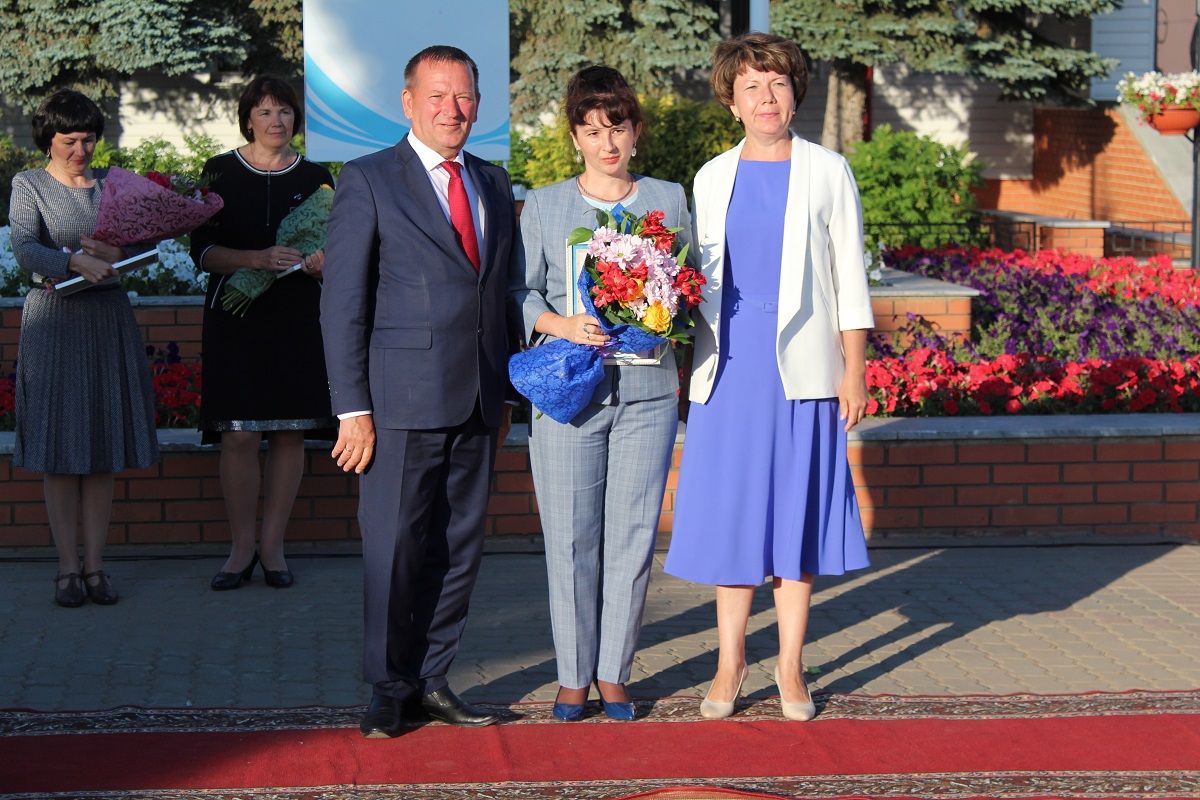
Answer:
[
  {"left": 579, "top": 208, "right": 703, "bottom": 339},
  {"left": 509, "top": 207, "right": 704, "bottom": 423},
  {"left": 91, "top": 166, "right": 223, "bottom": 246},
  {"left": 220, "top": 185, "right": 334, "bottom": 316}
]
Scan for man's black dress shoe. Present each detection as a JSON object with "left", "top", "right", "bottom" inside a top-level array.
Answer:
[
  {"left": 420, "top": 687, "right": 498, "bottom": 727},
  {"left": 359, "top": 694, "right": 404, "bottom": 738}
]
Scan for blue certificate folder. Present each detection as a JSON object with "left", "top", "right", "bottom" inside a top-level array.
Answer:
[{"left": 565, "top": 240, "right": 665, "bottom": 366}]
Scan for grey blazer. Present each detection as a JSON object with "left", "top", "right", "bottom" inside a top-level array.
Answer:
[{"left": 510, "top": 175, "right": 693, "bottom": 405}]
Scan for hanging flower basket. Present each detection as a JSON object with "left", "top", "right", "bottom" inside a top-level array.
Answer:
[
  {"left": 1116, "top": 71, "right": 1200, "bottom": 135},
  {"left": 1146, "top": 105, "right": 1200, "bottom": 135}
]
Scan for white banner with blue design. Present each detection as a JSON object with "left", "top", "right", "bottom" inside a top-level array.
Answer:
[{"left": 302, "top": 0, "right": 510, "bottom": 162}]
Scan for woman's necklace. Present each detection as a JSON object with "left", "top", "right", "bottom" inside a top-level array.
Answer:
[{"left": 577, "top": 175, "right": 635, "bottom": 204}]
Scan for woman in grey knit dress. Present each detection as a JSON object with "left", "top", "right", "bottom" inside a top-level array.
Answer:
[{"left": 9, "top": 90, "right": 159, "bottom": 607}]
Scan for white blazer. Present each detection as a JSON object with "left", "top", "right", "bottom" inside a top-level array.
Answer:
[{"left": 689, "top": 133, "right": 875, "bottom": 403}]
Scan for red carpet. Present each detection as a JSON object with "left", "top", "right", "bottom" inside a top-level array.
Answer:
[{"left": 1, "top": 691, "right": 1198, "bottom": 798}]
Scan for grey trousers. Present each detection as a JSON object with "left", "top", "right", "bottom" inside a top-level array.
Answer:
[{"left": 530, "top": 394, "right": 678, "bottom": 687}]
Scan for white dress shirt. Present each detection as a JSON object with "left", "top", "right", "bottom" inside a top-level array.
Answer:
[{"left": 405, "top": 131, "right": 487, "bottom": 257}]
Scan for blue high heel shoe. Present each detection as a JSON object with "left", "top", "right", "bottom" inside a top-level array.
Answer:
[
  {"left": 596, "top": 682, "right": 636, "bottom": 721},
  {"left": 552, "top": 702, "right": 585, "bottom": 721},
  {"left": 553, "top": 686, "right": 587, "bottom": 721}
]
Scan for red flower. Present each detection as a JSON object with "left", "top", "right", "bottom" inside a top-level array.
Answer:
[{"left": 674, "top": 266, "right": 706, "bottom": 307}]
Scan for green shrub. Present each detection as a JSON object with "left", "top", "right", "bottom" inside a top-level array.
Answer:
[
  {"left": 636, "top": 95, "right": 743, "bottom": 192},
  {"left": 522, "top": 117, "right": 579, "bottom": 189},
  {"left": 846, "top": 125, "right": 985, "bottom": 250},
  {"left": 290, "top": 133, "right": 342, "bottom": 179},
  {"left": 0, "top": 134, "right": 46, "bottom": 226},
  {"left": 519, "top": 94, "right": 744, "bottom": 192},
  {"left": 91, "top": 134, "right": 221, "bottom": 182},
  {"left": 506, "top": 129, "right": 534, "bottom": 188}
]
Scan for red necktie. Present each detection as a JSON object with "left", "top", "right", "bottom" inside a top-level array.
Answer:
[{"left": 441, "top": 160, "right": 480, "bottom": 272}]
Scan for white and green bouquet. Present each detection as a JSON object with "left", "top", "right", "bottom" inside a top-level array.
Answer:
[{"left": 221, "top": 184, "right": 334, "bottom": 316}]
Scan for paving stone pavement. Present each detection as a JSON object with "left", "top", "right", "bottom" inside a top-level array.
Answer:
[{"left": 0, "top": 541, "right": 1197, "bottom": 711}]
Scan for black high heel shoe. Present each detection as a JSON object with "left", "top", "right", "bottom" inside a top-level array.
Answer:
[
  {"left": 261, "top": 560, "right": 294, "bottom": 588},
  {"left": 83, "top": 570, "right": 119, "bottom": 605},
  {"left": 210, "top": 552, "right": 259, "bottom": 591}
]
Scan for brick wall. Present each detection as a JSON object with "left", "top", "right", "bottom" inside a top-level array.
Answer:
[
  {"left": 1035, "top": 225, "right": 1108, "bottom": 259},
  {"left": 0, "top": 308, "right": 18, "bottom": 367},
  {"left": 870, "top": 296, "right": 972, "bottom": 338},
  {"left": 1, "top": 448, "right": 358, "bottom": 546},
  {"left": 134, "top": 304, "right": 205, "bottom": 359},
  {"left": 977, "top": 107, "right": 1188, "bottom": 225},
  {"left": 3, "top": 431, "right": 1198, "bottom": 546},
  {"left": 851, "top": 437, "right": 1200, "bottom": 537},
  {"left": 0, "top": 302, "right": 205, "bottom": 366}
]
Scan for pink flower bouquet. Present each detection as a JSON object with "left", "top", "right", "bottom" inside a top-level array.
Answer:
[{"left": 91, "top": 166, "right": 224, "bottom": 246}]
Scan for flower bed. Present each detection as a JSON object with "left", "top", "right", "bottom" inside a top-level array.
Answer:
[
  {"left": 876, "top": 248, "right": 1200, "bottom": 361},
  {"left": 868, "top": 247, "right": 1200, "bottom": 416},
  {"left": 0, "top": 346, "right": 200, "bottom": 431},
  {"left": 149, "top": 344, "right": 202, "bottom": 427},
  {"left": 2, "top": 247, "right": 1197, "bottom": 427},
  {"left": 867, "top": 351, "right": 1200, "bottom": 416}
]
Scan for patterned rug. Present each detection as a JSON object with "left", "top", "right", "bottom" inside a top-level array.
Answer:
[{"left": 2, "top": 691, "right": 1198, "bottom": 799}]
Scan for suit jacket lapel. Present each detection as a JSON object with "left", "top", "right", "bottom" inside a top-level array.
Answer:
[
  {"left": 777, "top": 133, "right": 811, "bottom": 330},
  {"left": 394, "top": 139, "right": 479, "bottom": 278},
  {"left": 697, "top": 140, "right": 742, "bottom": 327}
]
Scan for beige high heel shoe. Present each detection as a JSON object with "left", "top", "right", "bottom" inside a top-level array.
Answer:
[
  {"left": 774, "top": 666, "right": 817, "bottom": 721},
  {"left": 700, "top": 664, "right": 749, "bottom": 719}
]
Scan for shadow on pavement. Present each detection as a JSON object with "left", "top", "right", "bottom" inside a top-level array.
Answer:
[{"left": 466, "top": 543, "right": 1177, "bottom": 703}]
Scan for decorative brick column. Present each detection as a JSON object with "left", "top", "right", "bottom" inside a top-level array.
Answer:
[{"left": 870, "top": 268, "right": 978, "bottom": 340}]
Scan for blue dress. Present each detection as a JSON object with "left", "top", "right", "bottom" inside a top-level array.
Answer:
[{"left": 665, "top": 160, "right": 869, "bottom": 584}]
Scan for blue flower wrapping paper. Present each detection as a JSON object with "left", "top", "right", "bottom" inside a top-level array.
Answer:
[{"left": 508, "top": 264, "right": 667, "bottom": 424}]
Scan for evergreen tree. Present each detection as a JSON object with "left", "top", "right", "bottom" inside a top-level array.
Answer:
[
  {"left": 242, "top": 0, "right": 305, "bottom": 74},
  {"left": 510, "top": 0, "right": 720, "bottom": 128},
  {"left": 771, "top": 0, "right": 1118, "bottom": 151},
  {"left": 0, "top": 0, "right": 248, "bottom": 110}
]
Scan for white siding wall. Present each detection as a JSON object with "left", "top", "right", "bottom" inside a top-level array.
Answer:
[
  {"left": 1, "top": 72, "right": 248, "bottom": 152},
  {"left": 872, "top": 64, "right": 1034, "bottom": 180},
  {"left": 113, "top": 72, "right": 244, "bottom": 151}
]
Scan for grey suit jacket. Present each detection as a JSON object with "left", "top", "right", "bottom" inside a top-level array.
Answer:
[
  {"left": 321, "top": 139, "right": 516, "bottom": 429},
  {"left": 509, "top": 175, "right": 693, "bottom": 405}
]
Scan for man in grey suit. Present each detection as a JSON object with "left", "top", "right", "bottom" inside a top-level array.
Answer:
[{"left": 320, "top": 45, "right": 515, "bottom": 738}]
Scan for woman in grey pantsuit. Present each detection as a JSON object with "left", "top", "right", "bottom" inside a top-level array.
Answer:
[
  {"left": 510, "top": 66, "right": 692, "bottom": 721},
  {"left": 9, "top": 90, "right": 159, "bottom": 607}
]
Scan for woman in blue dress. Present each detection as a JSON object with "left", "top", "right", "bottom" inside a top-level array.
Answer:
[{"left": 665, "top": 34, "right": 875, "bottom": 720}]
